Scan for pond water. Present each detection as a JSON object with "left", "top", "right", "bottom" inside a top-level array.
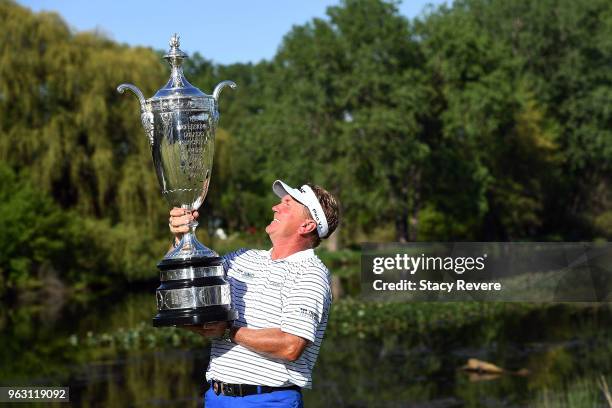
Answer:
[{"left": 0, "top": 290, "right": 610, "bottom": 407}]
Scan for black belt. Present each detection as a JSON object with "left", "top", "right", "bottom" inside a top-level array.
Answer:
[{"left": 210, "top": 379, "right": 301, "bottom": 397}]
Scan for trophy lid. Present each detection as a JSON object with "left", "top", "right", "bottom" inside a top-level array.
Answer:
[{"left": 152, "top": 34, "right": 207, "bottom": 99}]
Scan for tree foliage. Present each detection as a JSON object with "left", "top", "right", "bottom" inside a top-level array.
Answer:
[{"left": 0, "top": 0, "right": 610, "bottom": 288}]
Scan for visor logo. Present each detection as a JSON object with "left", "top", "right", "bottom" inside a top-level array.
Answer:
[{"left": 311, "top": 208, "right": 323, "bottom": 228}]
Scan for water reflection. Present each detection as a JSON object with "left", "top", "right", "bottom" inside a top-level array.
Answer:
[
  {"left": 72, "top": 350, "right": 207, "bottom": 407},
  {"left": 0, "top": 292, "right": 610, "bottom": 407}
]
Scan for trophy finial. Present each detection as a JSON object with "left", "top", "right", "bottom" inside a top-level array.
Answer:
[
  {"left": 164, "top": 33, "right": 188, "bottom": 90},
  {"left": 169, "top": 33, "right": 180, "bottom": 49},
  {"left": 164, "top": 33, "right": 188, "bottom": 63}
]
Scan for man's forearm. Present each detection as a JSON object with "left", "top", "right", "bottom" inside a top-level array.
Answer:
[{"left": 231, "top": 327, "right": 306, "bottom": 362}]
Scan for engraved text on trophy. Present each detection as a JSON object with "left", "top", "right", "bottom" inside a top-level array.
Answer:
[{"left": 154, "top": 110, "right": 213, "bottom": 209}]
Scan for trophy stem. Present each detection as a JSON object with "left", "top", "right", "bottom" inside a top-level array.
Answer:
[
  {"left": 183, "top": 207, "right": 198, "bottom": 229},
  {"left": 183, "top": 208, "right": 201, "bottom": 251},
  {"left": 164, "top": 210, "right": 218, "bottom": 260}
]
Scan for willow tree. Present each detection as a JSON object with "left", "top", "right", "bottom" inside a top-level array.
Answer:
[{"left": 0, "top": 0, "right": 168, "bottom": 231}]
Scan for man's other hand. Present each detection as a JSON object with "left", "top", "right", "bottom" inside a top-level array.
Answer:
[{"left": 182, "top": 322, "right": 228, "bottom": 338}]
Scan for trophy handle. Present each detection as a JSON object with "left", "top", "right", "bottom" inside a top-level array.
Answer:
[
  {"left": 212, "top": 80, "right": 237, "bottom": 102},
  {"left": 117, "top": 83, "right": 155, "bottom": 147},
  {"left": 117, "top": 83, "right": 147, "bottom": 108}
]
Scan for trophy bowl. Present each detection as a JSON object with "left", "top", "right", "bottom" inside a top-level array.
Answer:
[{"left": 117, "top": 34, "right": 237, "bottom": 326}]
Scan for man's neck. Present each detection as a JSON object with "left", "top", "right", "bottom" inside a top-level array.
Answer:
[{"left": 270, "top": 240, "right": 313, "bottom": 260}]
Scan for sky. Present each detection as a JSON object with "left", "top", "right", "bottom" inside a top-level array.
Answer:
[{"left": 17, "top": 0, "right": 449, "bottom": 65}]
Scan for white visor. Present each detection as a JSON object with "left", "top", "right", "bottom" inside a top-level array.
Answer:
[{"left": 272, "top": 180, "right": 329, "bottom": 238}]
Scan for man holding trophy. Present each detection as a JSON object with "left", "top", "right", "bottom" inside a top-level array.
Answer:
[
  {"left": 170, "top": 181, "right": 339, "bottom": 406},
  {"left": 118, "top": 34, "right": 340, "bottom": 406}
]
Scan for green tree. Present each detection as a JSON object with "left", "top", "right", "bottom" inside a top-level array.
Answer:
[
  {"left": 0, "top": 164, "right": 65, "bottom": 293},
  {"left": 416, "top": 1, "right": 560, "bottom": 240},
  {"left": 244, "top": 0, "right": 433, "bottom": 242},
  {"left": 0, "top": 0, "right": 167, "bottom": 229}
]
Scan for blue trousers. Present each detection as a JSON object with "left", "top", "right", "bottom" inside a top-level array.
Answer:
[{"left": 204, "top": 387, "right": 303, "bottom": 408}]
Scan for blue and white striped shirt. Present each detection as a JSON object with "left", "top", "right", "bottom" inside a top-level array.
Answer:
[{"left": 206, "top": 248, "right": 332, "bottom": 389}]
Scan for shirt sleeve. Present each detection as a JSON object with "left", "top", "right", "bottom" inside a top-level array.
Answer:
[
  {"left": 221, "top": 248, "right": 248, "bottom": 274},
  {"left": 281, "top": 266, "right": 331, "bottom": 343}
]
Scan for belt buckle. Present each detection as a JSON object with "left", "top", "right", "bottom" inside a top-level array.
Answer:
[
  {"left": 213, "top": 381, "right": 220, "bottom": 396},
  {"left": 222, "top": 383, "right": 243, "bottom": 397}
]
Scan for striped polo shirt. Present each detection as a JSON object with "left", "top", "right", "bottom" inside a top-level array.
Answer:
[{"left": 205, "top": 248, "right": 332, "bottom": 389}]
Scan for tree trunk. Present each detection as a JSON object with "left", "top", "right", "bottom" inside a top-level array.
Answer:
[
  {"left": 390, "top": 174, "right": 410, "bottom": 242},
  {"left": 324, "top": 226, "right": 340, "bottom": 251},
  {"left": 409, "top": 169, "right": 422, "bottom": 242},
  {"left": 395, "top": 213, "right": 409, "bottom": 242},
  {"left": 409, "top": 209, "right": 419, "bottom": 242},
  {"left": 393, "top": 168, "right": 421, "bottom": 242},
  {"left": 481, "top": 191, "right": 507, "bottom": 241},
  {"left": 331, "top": 275, "right": 343, "bottom": 300}
]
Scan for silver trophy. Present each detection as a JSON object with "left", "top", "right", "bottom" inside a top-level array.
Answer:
[{"left": 118, "top": 34, "right": 237, "bottom": 326}]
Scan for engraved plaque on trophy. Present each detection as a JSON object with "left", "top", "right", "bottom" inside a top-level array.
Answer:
[{"left": 118, "top": 34, "right": 237, "bottom": 326}]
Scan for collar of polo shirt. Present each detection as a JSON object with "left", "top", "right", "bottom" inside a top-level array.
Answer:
[{"left": 272, "top": 180, "right": 329, "bottom": 238}]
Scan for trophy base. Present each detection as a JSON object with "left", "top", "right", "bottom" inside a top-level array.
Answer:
[
  {"left": 154, "top": 255, "right": 237, "bottom": 327},
  {"left": 153, "top": 305, "right": 238, "bottom": 327}
]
